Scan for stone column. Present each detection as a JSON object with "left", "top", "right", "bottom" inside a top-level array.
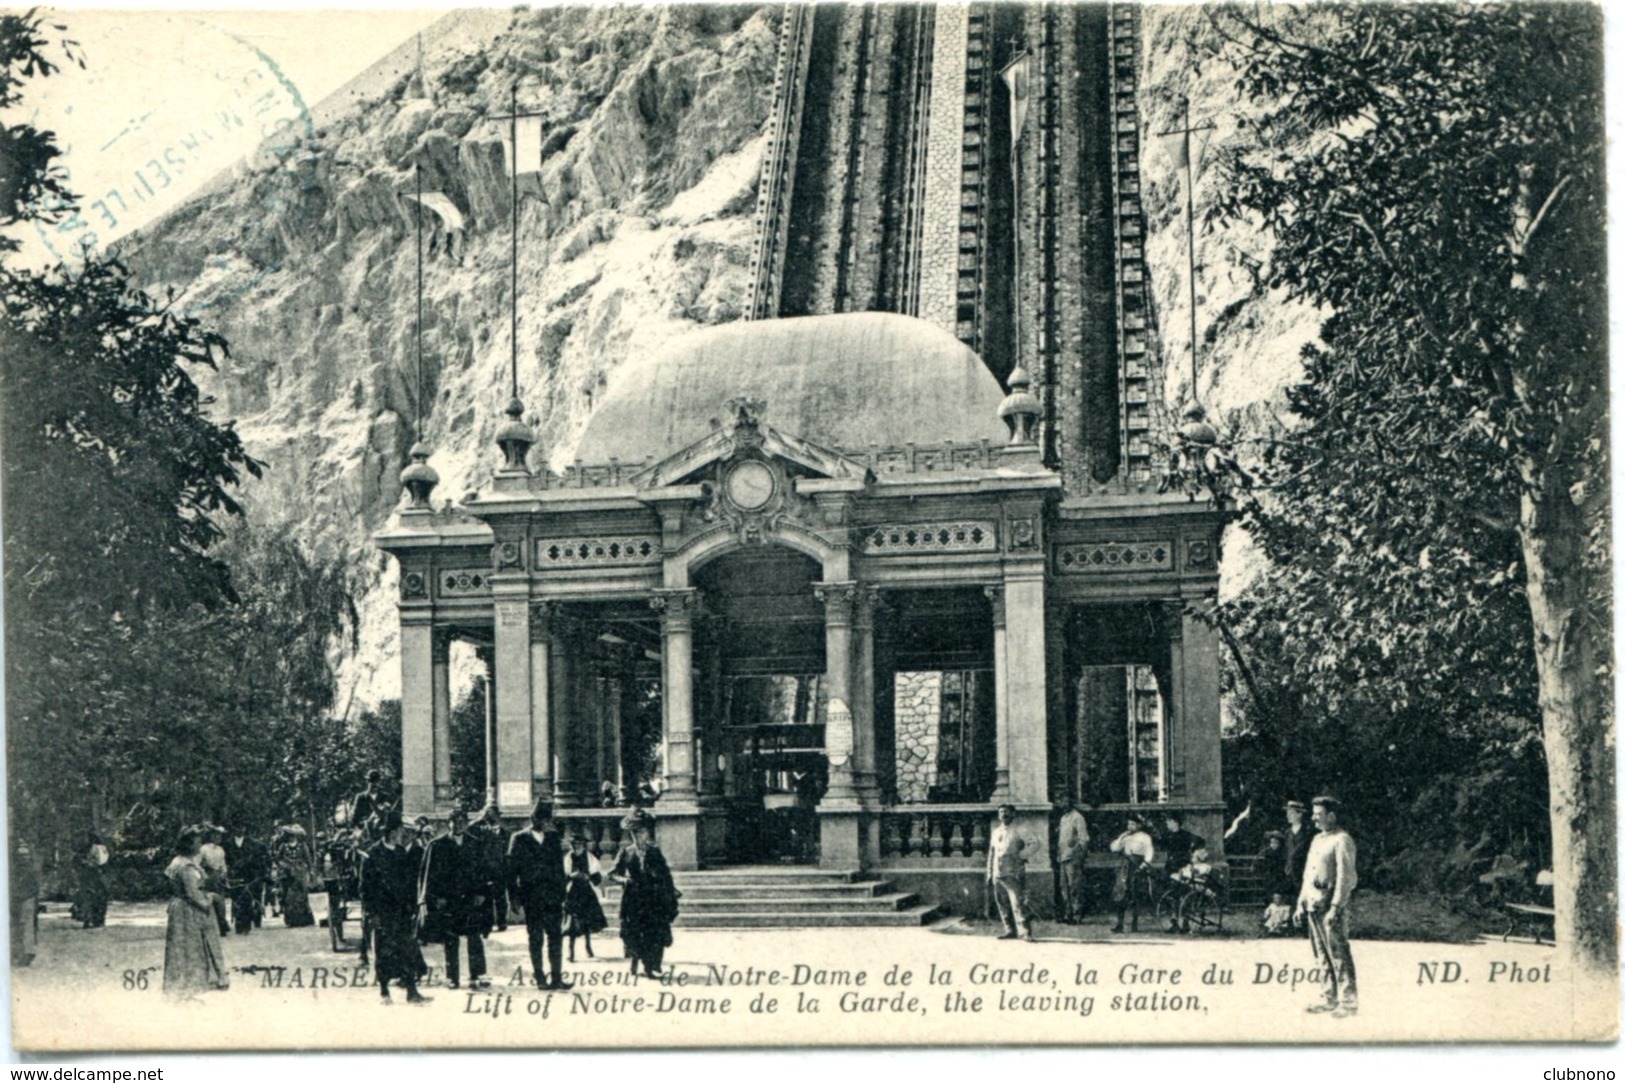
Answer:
[
  {"left": 814, "top": 581, "right": 859, "bottom": 804},
  {"left": 1003, "top": 566, "right": 1050, "bottom": 805},
  {"left": 529, "top": 603, "right": 554, "bottom": 801},
  {"left": 492, "top": 589, "right": 536, "bottom": 817},
  {"left": 650, "top": 588, "right": 701, "bottom": 870},
  {"left": 815, "top": 580, "right": 865, "bottom": 869},
  {"left": 400, "top": 614, "right": 436, "bottom": 818},
  {"left": 1163, "top": 604, "right": 1185, "bottom": 802},
  {"left": 476, "top": 643, "right": 496, "bottom": 805},
  {"left": 650, "top": 589, "right": 700, "bottom": 800},
  {"left": 851, "top": 586, "right": 881, "bottom": 805},
  {"left": 552, "top": 609, "right": 597, "bottom": 807},
  {"left": 1180, "top": 603, "right": 1224, "bottom": 855},
  {"left": 605, "top": 662, "right": 626, "bottom": 798},
  {"left": 432, "top": 629, "right": 453, "bottom": 806},
  {"left": 986, "top": 584, "right": 1011, "bottom": 800}
]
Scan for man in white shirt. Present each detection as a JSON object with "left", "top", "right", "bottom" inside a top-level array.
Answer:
[
  {"left": 1296, "top": 795, "right": 1358, "bottom": 1017},
  {"left": 985, "top": 804, "right": 1031, "bottom": 941},
  {"left": 1056, "top": 801, "right": 1091, "bottom": 924},
  {"left": 1108, "top": 813, "right": 1155, "bottom": 933}
]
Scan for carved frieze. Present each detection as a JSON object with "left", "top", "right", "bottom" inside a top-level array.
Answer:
[
  {"left": 1187, "top": 538, "right": 1215, "bottom": 568},
  {"left": 863, "top": 521, "right": 997, "bottom": 555},
  {"left": 537, "top": 536, "right": 661, "bottom": 566},
  {"left": 438, "top": 569, "right": 492, "bottom": 596},
  {"left": 1055, "top": 540, "right": 1172, "bottom": 573}
]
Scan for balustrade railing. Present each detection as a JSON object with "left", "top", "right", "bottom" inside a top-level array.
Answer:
[
  {"left": 878, "top": 805, "right": 991, "bottom": 863},
  {"left": 554, "top": 809, "right": 634, "bottom": 861}
]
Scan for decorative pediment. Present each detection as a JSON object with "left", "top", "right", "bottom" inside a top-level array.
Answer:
[{"left": 629, "top": 399, "right": 873, "bottom": 493}]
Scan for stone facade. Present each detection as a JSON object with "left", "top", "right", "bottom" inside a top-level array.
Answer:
[{"left": 892, "top": 670, "right": 943, "bottom": 802}]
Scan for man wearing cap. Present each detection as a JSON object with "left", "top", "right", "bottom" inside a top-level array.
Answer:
[
  {"left": 506, "top": 800, "right": 572, "bottom": 990},
  {"left": 352, "top": 771, "right": 387, "bottom": 841},
  {"left": 422, "top": 810, "right": 491, "bottom": 990},
  {"left": 362, "top": 812, "right": 430, "bottom": 1005},
  {"left": 1108, "top": 813, "right": 1156, "bottom": 933},
  {"left": 1296, "top": 796, "right": 1358, "bottom": 1017},
  {"left": 986, "top": 804, "right": 1032, "bottom": 941},
  {"left": 1282, "top": 799, "right": 1316, "bottom": 898},
  {"left": 1055, "top": 800, "right": 1091, "bottom": 924}
]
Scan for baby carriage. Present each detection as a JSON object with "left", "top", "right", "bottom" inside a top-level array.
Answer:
[{"left": 1158, "top": 855, "right": 1226, "bottom": 934}]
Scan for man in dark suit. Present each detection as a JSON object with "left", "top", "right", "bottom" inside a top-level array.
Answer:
[
  {"left": 422, "top": 809, "right": 491, "bottom": 990},
  {"left": 1283, "top": 799, "right": 1316, "bottom": 897},
  {"left": 506, "top": 800, "right": 572, "bottom": 991},
  {"left": 361, "top": 812, "right": 430, "bottom": 1005},
  {"left": 1160, "top": 813, "right": 1206, "bottom": 878},
  {"left": 223, "top": 825, "right": 270, "bottom": 934},
  {"left": 351, "top": 770, "right": 388, "bottom": 840}
]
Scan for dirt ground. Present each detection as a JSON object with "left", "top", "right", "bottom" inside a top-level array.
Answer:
[{"left": 9, "top": 895, "right": 1609, "bottom": 1053}]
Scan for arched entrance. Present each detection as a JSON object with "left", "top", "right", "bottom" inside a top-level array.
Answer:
[{"left": 693, "top": 547, "right": 828, "bottom": 863}]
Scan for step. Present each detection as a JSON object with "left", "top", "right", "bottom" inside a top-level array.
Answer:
[
  {"left": 675, "top": 868, "right": 864, "bottom": 884},
  {"left": 662, "top": 882, "right": 891, "bottom": 900},
  {"left": 669, "top": 905, "right": 941, "bottom": 929},
  {"left": 677, "top": 893, "right": 920, "bottom": 915}
]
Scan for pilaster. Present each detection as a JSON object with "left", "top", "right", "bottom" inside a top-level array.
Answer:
[{"left": 400, "top": 614, "right": 436, "bottom": 818}]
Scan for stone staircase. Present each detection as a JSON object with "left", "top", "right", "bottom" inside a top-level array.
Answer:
[{"left": 602, "top": 867, "right": 940, "bottom": 929}]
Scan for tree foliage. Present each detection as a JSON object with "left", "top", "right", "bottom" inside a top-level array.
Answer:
[
  {"left": 1203, "top": 3, "right": 1612, "bottom": 972},
  {"left": 2, "top": 15, "right": 390, "bottom": 879}
]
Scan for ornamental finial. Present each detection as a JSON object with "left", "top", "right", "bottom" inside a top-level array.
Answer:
[
  {"left": 997, "top": 365, "right": 1041, "bottom": 446},
  {"left": 495, "top": 396, "right": 535, "bottom": 473}
]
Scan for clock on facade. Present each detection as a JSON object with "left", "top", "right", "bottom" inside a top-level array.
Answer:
[{"left": 725, "top": 460, "right": 776, "bottom": 511}]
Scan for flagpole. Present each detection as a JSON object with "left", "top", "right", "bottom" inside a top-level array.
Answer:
[
  {"left": 1182, "top": 96, "right": 1199, "bottom": 404},
  {"left": 415, "top": 162, "right": 424, "bottom": 435},
  {"left": 510, "top": 83, "right": 519, "bottom": 402}
]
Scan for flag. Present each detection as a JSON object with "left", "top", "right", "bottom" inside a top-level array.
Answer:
[
  {"left": 1000, "top": 50, "right": 1034, "bottom": 145},
  {"left": 1157, "top": 124, "right": 1213, "bottom": 173},
  {"left": 501, "top": 114, "right": 545, "bottom": 179},
  {"left": 402, "top": 190, "right": 465, "bottom": 233}
]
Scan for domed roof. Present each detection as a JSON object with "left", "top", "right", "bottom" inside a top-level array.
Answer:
[{"left": 575, "top": 313, "right": 1010, "bottom": 465}]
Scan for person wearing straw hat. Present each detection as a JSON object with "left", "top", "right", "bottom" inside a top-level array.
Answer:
[
  {"left": 611, "top": 813, "right": 679, "bottom": 977},
  {"left": 563, "top": 832, "right": 608, "bottom": 963}
]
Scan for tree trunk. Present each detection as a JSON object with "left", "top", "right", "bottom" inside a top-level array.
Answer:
[{"left": 1519, "top": 465, "right": 1617, "bottom": 980}]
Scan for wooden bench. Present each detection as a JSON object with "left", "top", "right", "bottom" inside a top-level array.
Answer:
[{"left": 1501, "top": 869, "right": 1555, "bottom": 944}]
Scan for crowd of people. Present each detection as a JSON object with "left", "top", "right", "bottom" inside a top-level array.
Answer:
[
  {"left": 146, "top": 771, "right": 681, "bottom": 1005},
  {"left": 27, "top": 779, "right": 1358, "bottom": 1019},
  {"left": 996, "top": 794, "right": 1360, "bottom": 1018}
]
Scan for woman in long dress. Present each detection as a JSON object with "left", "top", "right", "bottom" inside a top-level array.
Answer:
[
  {"left": 611, "top": 821, "right": 679, "bottom": 977},
  {"left": 163, "top": 829, "right": 228, "bottom": 999},
  {"left": 563, "top": 833, "right": 607, "bottom": 962}
]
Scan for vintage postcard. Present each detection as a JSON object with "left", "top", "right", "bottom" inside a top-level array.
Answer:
[{"left": 2, "top": 1, "right": 1617, "bottom": 1055}]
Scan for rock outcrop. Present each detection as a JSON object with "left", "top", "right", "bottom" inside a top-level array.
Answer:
[
  {"left": 127, "top": 6, "right": 1309, "bottom": 704},
  {"left": 128, "top": 6, "right": 781, "bottom": 702}
]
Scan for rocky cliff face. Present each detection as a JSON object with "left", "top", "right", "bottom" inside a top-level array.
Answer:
[
  {"left": 128, "top": 5, "right": 1309, "bottom": 703},
  {"left": 129, "top": 6, "right": 781, "bottom": 702}
]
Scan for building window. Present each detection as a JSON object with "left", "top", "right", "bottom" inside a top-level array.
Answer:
[{"left": 1075, "top": 664, "right": 1165, "bottom": 805}]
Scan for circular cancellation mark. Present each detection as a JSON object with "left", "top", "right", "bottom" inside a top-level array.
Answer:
[{"left": 29, "top": 14, "right": 314, "bottom": 314}]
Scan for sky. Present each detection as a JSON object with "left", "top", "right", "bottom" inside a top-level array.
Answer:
[{"left": 11, "top": 6, "right": 447, "bottom": 264}]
